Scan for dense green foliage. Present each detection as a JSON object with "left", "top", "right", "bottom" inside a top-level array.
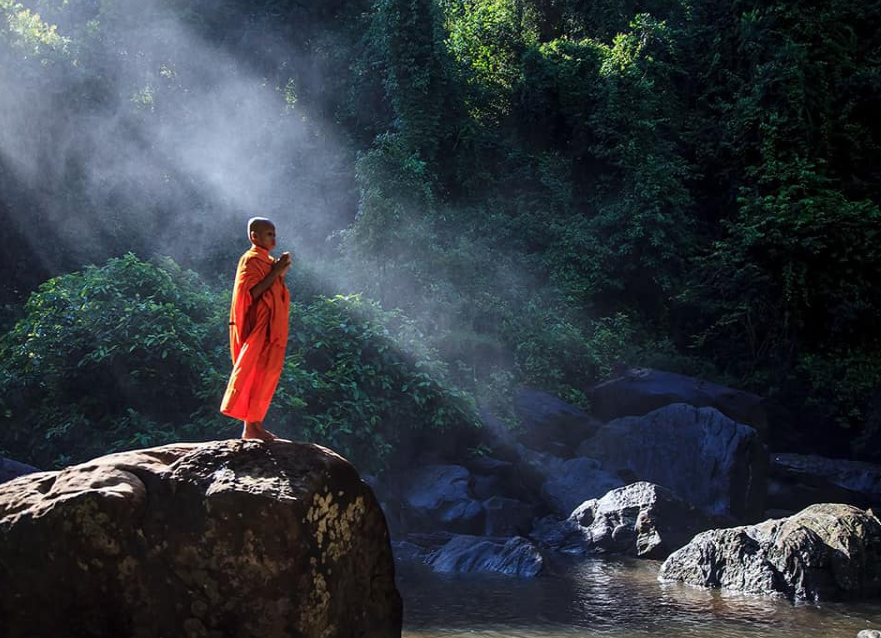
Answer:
[
  {"left": 1, "top": 0, "right": 880, "bottom": 464},
  {"left": 0, "top": 255, "right": 475, "bottom": 469}
]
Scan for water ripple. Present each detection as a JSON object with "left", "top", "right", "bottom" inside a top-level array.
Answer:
[{"left": 399, "top": 555, "right": 881, "bottom": 638}]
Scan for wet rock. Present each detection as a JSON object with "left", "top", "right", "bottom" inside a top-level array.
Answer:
[
  {"left": 482, "top": 496, "right": 536, "bottom": 536},
  {"left": 513, "top": 387, "right": 601, "bottom": 452},
  {"left": 540, "top": 456, "right": 625, "bottom": 517},
  {"left": 467, "top": 456, "right": 531, "bottom": 502},
  {"left": 513, "top": 444, "right": 563, "bottom": 499},
  {"left": 770, "top": 453, "right": 881, "bottom": 510},
  {"left": 514, "top": 446, "right": 623, "bottom": 517},
  {"left": 476, "top": 408, "right": 521, "bottom": 462},
  {"left": 391, "top": 541, "right": 425, "bottom": 562},
  {"left": 0, "top": 440, "right": 401, "bottom": 638},
  {"left": 583, "top": 403, "right": 768, "bottom": 520},
  {"left": 425, "top": 534, "right": 543, "bottom": 577},
  {"left": 589, "top": 367, "right": 768, "bottom": 438},
  {"left": 468, "top": 455, "right": 515, "bottom": 478},
  {"left": 400, "top": 464, "right": 484, "bottom": 534},
  {"left": 569, "top": 482, "right": 719, "bottom": 559},
  {"left": 472, "top": 473, "right": 504, "bottom": 500},
  {"left": 530, "top": 515, "right": 586, "bottom": 554},
  {"left": 659, "top": 504, "right": 881, "bottom": 601},
  {"left": 403, "top": 531, "right": 455, "bottom": 551},
  {"left": 858, "top": 630, "right": 881, "bottom": 638},
  {"left": 0, "top": 456, "right": 39, "bottom": 484},
  {"left": 533, "top": 482, "right": 719, "bottom": 559}
]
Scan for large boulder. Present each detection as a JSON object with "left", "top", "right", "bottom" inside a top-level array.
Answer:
[
  {"left": 514, "top": 445, "right": 624, "bottom": 517},
  {"left": 425, "top": 534, "right": 543, "bottom": 577},
  {"left": 571, "top": 482, "right": 717, "bottom": 559},
  {"left": 398, "top": 464, "right": 484, "bottom": 534},
  {"left": 589, "top": 368, "right": 768, "bottom": 437},
  {"left": 0, "top": 440, "right": 402, "bottom": 638},
  {"left": 659, "top": 504, "right": 881, "bottom": 601},
  {"left": 482, "top": 496, "right": 537, "bottom": 536},
  {"left": 0, "top": 456, "right": 39, "bottom": 484},
  {"left": 532, "top": 482, "right": 718, "bottom": 559},
  {"left": 540, "top": 456, "right": 625, "bottom": 517},
  {"left": 769, "top": 454, "right": 881, "bottom": 512},
  {"left": 512, "top": 387, "right": 601, "bottom": 454},
  {"left": 581, "top": 403, "right": 768, "bottom": 520}
]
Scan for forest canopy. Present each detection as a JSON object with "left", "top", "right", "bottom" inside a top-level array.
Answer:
[{"left": 1, "top": 0, "right": 880, "bottom": 467}]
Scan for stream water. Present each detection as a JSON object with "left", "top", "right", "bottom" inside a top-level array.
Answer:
[{"left": 398, "top": 556, "right": 881, "bottom": 638}]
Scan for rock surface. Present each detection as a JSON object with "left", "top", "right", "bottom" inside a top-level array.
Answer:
[
  {"left": 659, "top": 504, "right": 881, "bottom": 601},
  {"left": 425, "top": 534, "right": 543, "bottom": 577},
  {"left": 770, "top": 453, "right": 881, "bottom": 509},
  {"left": 482, "top": 496, "right": 536, "bottom": 536},
  {"left": 531, "top": 482, "right": 719, "bottom": 559},
  {"left": 512, "top": 387, "right": 601, "bottom": 453},
  {"left": 0, "top": 456, "right": 39, "bottom": 484},
  {"left": 0, "top": 440, "right": 401, "bottom": 638},
  {"left": 583, "top": 403, "right": 768, "bottom": 520},
  {"left": 399, "top": 464, "right": 484, "bottom": 534},
  {"left": 589, "top": 367, "right": 768, "bottom": 437},
  {"left": 540, "top": 456, "right": 625, "bottom": 517},
  {"left": 514, "top": 445, "right": 623, "bottom": 517},
  {"left": 570, "top": 482, "right": 718, "bottom": 559}
]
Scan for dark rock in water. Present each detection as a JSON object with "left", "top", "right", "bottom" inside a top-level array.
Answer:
[
  {"left": 472, "top": 473, "right": 504, "bottom": 500},
  {"left": 569, "top": 482, "right": 719, "bottom": 559},
  {"left": 402, "top": 531, "right": 455, "bottom": 550},
  {"left": 400, "top": 464, "right": 484, "bottom": 534},
  {"left": 0, "top": 456, "right": 39, "bottom": 484},
  {"left": 402, "top": 464, "right": 472, "bottom": 509},
  {"left": 425, "top": 534, "right": 543, "bottom": 577},
  {"left": 514, "top": 446, "right": 623, "bottom": 517},
  {"left": 391, "top": 541, "right": 426, "bottom": 562},
  {"left": 0, "top": 440, "right": 402, "bottom": 638},
  {"left": 770, "top": 453, "right": 881, "bottom": 510},
  {"left": 530, "top": 515, "right": 587, "bottom": 554},
  {"left": 768, "top": 462, "right": 872, "bottom": 514},
  {"left": 584, "top": 403, "right": 768, "bottom": 521},
  {"left": 540, "top": 456, "right": 625, "bottom": 517},
  {"left": 467, "top": 456, "right": 531, "bottom": 502},
  {"left": 468, "top": 455, "right": 516, "bottom": 477},
  {"left": 482, "top": 496, "right": 537, "bottom": 536},
  {"left": 477, "top": 408, "right": 521, "bottom": 462},
  {"left": 589, "top": 367, "right": 768, "bottom": 438},
  {"left": 513, "top": 444, "right": 563, "bottom": 499},
  {"left": 532, "top": 482, "right": 719, "bottom": 559},
  {"left": 659, "top": 503, "right": 881, "bottom": 601},
  {"left": 513, "top": 387, "right": 601, "bottom": 452}
]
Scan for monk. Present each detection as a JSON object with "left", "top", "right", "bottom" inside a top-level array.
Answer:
[{"left": 220, "top": 217, "right": 291, "bottom": 441}]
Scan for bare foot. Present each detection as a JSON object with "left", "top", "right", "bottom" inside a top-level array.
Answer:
[{"left": 242, "top": 421, "right": 275, "bottom": 442}]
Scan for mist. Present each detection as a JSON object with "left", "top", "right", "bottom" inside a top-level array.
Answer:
[
  {"left": 0, "top": 0, "right": 358, "bottom": 299},
  {"left": 0, "top": 0, "right": 625, "bottom": 413}
]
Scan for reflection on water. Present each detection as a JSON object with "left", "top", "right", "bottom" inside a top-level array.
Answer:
[{"left": 399, "top": 555, "right": 881, "bottom": 638}]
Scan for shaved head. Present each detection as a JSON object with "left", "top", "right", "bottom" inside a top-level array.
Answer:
[{"left": 247, "top": 216, "right": 274, "bottom": 237}]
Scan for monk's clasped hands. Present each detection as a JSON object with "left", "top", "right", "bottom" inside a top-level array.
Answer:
[{"left": 274, "top": 252, "right": 292, "bottom": 273}]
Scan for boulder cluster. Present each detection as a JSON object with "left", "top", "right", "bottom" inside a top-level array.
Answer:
[
  {"left": 2, "top": 366, "right": 881, "bottom": 638},
  {"left": 375, "top": 368, "right": 881, "bottom": 603}
]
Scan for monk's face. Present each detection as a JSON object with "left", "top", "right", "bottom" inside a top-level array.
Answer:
[{"left": 250, "top": 223, "right": 277, "bottom": 251}]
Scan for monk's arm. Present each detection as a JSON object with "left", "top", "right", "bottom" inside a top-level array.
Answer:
[{"left": 249, "top": 253, "right": 291, "bottom": 300}]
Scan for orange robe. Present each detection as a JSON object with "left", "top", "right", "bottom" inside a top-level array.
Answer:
[{"left": 220, "top": 245, "right": 290, "bottom": 422}]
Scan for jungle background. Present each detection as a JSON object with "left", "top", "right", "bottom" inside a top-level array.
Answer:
[{"left": 1, "top": 0, "right": 879, "bottom": 472}]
